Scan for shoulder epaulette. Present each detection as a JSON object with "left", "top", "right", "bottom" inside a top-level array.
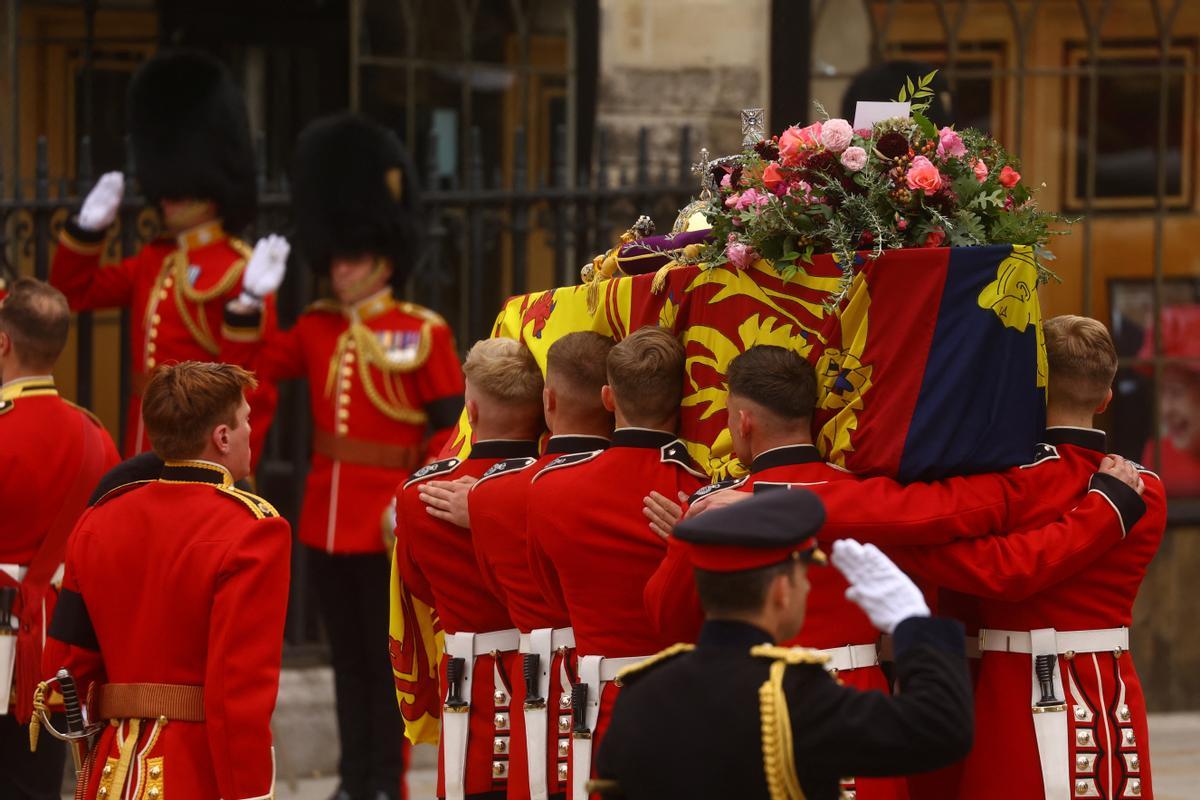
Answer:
[
  {"left": 660, "top": 440, "right": 708, "bottom": 479},
  {"left": 689, "top": 476, "right": 747, "bottom": 504},
  {"left": 404, "top": 457, "right": 462, "bottom": 489},
  {"left": 1020, "top": 443, "right": 1060, "bottom": 469},
  {"left": 94, "top": 480, "right": 154, "bottom": 507},
  {"left": 474, "top": 456, "right": 539, "bottom": 488},
  {"left": 306, "top": 298, "right": 344, "bottom": 315},
  {"left": 750, "top": 644, "right": 832, "bottom": 667},
  {"left": 64, "top": 399, "right": 106, "bottom": 429},
  {"left": 228, "top": 237, "right": 253, "bottom": 259},
  {"left": 531, "top": 450, "right": 604, "bottom": 483},
  {"left": 397, "top": 300, "right": 448, "bottom": 327},
  {"left": 613, "top": 643, "right": 695, "bottom": 687},
  {"left": 217, "top": 485, "right": 280, "bottom": 519}
]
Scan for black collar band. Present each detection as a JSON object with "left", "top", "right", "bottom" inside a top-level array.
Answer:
[
  {"left": 611, "top": 428, "right": 678, "bottom": 449},
  {"left": 546, "top": 435, "right": 611, "bottom": 455},
  {"left": 159, "top": 460, "right": 232, "bottom": 487},
  {"left": 697, "top": 619, "right": 774, "bottom": 650},
  {"left": 1043, "top": 426, "right": 1107, "bottom": 454},
  {"left": 750, "top": 444, "right": 822, "bottom": 473},
  {"left": 469, "top": 439, "right": 541, "bottom": 460}
]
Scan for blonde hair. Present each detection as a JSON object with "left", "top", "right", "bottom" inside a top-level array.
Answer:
[
  {"left": 1043, "top": 315, "right": 1118, "bottom": 412},
  {"left": 463, "top": 337, "right": 544, "bottom": 406},
  {"left": 607, "top": 326, "right": 685, "bottom": 425}
]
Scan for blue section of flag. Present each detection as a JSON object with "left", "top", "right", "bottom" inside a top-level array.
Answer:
[{"left": 898, "top": 245, "right": 1045, "bottom": 482}]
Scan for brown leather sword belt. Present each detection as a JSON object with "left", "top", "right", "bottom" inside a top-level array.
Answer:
[
  {"left": 97, "top": 683, "right": 205, "bottom": 722},
  {"left": 313, "top": 428, "right": 421, "bottom": 471}
]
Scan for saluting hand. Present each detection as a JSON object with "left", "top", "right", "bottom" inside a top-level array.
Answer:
[
  {"left": 78, "top": 171, "right": 125, "bottom": 232},
  {"left": 238, "top": 234, "right": 291, "bottom": 307},
  {"left": 832, "top": 539, "right": 930, "bottom": 635}
]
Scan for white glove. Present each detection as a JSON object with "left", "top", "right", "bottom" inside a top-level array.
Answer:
[
  {"left": 831, "top": 539, "right": 930, "bottom": 635},
  {"left": 77, "top": 172, "right": 125, "bottom": 231},
  {"left": 237, "top": 234, "right": 290, "bottom": 307}
]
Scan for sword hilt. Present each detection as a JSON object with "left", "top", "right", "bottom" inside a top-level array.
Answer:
[
  {"left": 571, "top": 682, "right": 590, "bottom": 738},
  {"left": 0, "top": 586, "right": 16, "bottom": 629},
  {"left": 56, "top": 669, "right": 86, "bottom": 734},
  {"left": 1034, "top": 654, "right": 1061, "bottom": 707},
  {"left": 522, "top": 653, "right": 543, "bottom": 707},
  {"left": 445, "top": 657, "right": 468, "bottom": 710}
]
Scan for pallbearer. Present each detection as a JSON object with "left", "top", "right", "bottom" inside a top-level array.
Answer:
[
  {"left": 393, "top": 338, "right": 544, "bottom": 800},
  {"left": 227, "top": 112, "right": 463, "bottom": 800},
  {"left": 41, "top": 361, "right": 290, "bottom": 800},
  {"left": 50, "top": 50, "right": 279, "bottom": 462},
  {"left": 0, "top": 279, "right": 119, "bottom": 800}
]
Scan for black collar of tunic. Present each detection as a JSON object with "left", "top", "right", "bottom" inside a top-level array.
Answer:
[
  {"left": 159, "top": 460, "right": 233, "bottom": 487},
  {"left": 469, "top": 439, "right": 541, "bottom": 460},
  {"left": 545, "top": 435, "right": 611, "bottom": 455},
  {"left": 750, "top": 444, "right": 822, "bottom": 473},
  {"left": 697, "top": 619, "right": 775, "bottom": 650},
  {"left": 611, "top": 428, "right": 678, "bottom": 450},
  {"left": 1043, "top": 426, "right": 1107, "bottom": 454}
]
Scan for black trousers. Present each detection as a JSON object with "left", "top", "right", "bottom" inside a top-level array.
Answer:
[
  {"left": 0, "top": 713, "right": 66, "bottom": 799},
  {"left": 308, "top": 547, "right": 405, "bottom": 799}
]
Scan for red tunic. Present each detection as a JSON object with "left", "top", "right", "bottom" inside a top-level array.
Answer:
[
  {"left": 889, "top": 427, "right": 1165, "bottom": 800},
  {"left": 0, "top": 378, "right": 119, "bottom": 717},
  {"left": 233, "top": 289, "right": 464, "bottom": 554},
  {"left": 49, "top": 219, "right": 278, "bottom": 462},
  {"left": 394, "top": 440, "right": 537, "bottom": 798},
  {"left": 43, "top": 460, "right": 291, "bottom": 800},
  {"left": 469, "top": 435, "right": 610, "bottom": 799},
  {"left": 526, "top": 427, "right": 706, "bottom": 766}
]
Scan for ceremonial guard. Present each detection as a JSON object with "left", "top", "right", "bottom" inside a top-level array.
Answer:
[
  {"left": 0, "top": 279, "right": 119, "bottom": 799},
  {"left": 884, "top": 316, "right": 1167, "bottom": 800},
  {"left": 49, "top": 50, "right": 279, "bottom": 461},
  {"left": 595, "top": 491, "right": 974, "bottom": 800},
  {"left": 40, "top": 361, "right": 290, "bottom": 800},
  {"left": 393, "top": 338, "right": 544, "bottom": 800},
  {"left": 226, "top": 113, "right": 463, "bottom": 800},
  {"left": 526, "top": 326, "right": 706, "bottom": 799},
  {"left": 428, "top": 331, "right": 614, "bottom": 800}
]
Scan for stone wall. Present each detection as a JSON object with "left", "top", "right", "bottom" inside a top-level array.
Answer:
[
  {"left": 1132, "top": 525, "right": 1200, "bottom": 711},
  {"left": 596, "top": 0, "right": 770, "bottom": 177}
]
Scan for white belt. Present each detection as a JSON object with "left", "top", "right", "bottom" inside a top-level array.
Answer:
[
  {"left": 816, "top": 643, "right": 878, "bottom": 672},
  {"left": 466, "top": 628, "right": 521, "bottom": 655},
  {"left": 519, "top": 627, "right": 576, "bottom": 654},
  {"left": 978, "top": 627, "right": 1129, "bottom": 656},
  {"left": 518, "top": 628, "right": 574, "bottom": 800},
  {"left": 441, "top": 629, "right": 521, "bottom": 800},
  {"left": 0, "top": 563, "right": 63, "bottom": 586},
  {"left": 572, "top": 654, "right": 650, "bottom": 800}
]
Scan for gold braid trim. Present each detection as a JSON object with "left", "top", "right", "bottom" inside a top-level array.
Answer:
[
  {"left": 750, "top": 645, "right": 831, "bottom": 666},
  {"left": 216, "top": 485, "right": 279, "bottom": 519},
  {"left": 29, "top": 682, "right": 48, "bottom": 751},
  {"left": 613, "top": 643, "right": 694, "bottom": 687},
  {"left": 758, "top": 660, "right": 805, "bottom": 800},
  {"left": 166, "top": 240, "right": 250, "bottom": 355},
  {"left": 352, "top": 323, "right": 431, "bottom": 424},
  {"left": 107, "top": 717, "right": 142, "bottom": 800}
]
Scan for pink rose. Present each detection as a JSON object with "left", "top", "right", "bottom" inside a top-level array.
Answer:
[
  {"left": 923, "top": 228, "right": 946, "bottom": 248},
  {"left": 936, "top": 126, "right": 966, "bottom": 159},
  {"left": 725, "top": 235, "right": 759, "bottom": 271},
  {"left": 973, "top": 159, "right": 988, "bottom": 183},
  {"left": 720, "top": 172, "right": 733, "bottom": 189},
  {"left": 796, "top": 121, "right": 823, "bottom": 147},
  {"left": 999, "top": 165, "right": 1021, "bottom": 188},
  {"left": 733, "top": 187, "right": 771, "bottom": 210},
  {"left": 762, "top": 163, "right": 788, "bottom": 195},
  {"left": 840, "top": 146, "right": 868, "bottom": 172},
  {"left": 724, "top": 192, "right": 741, "bottom": 209},
  {"left": 905, "top": 156, "right": 943, "bottom": 196},
  {"left": 854, "top": 127, "right": 872, "bottom": 138},
  {"left": 820, "top": 119, "right": 854, "bottom": 153}
]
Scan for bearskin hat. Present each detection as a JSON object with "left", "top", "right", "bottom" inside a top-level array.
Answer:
[
  {"left": 291, "top": 113, "right": 423, "bottom": 284},
  {"left": 128, "top": 50, "right": 257, "bottom": 232}
]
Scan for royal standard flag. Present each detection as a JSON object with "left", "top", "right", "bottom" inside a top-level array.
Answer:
[{"left": 447, "top": 244, "right": 1046, "bottom": 482}]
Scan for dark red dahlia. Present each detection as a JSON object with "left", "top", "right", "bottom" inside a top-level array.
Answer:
[
  {"left": 754, "top": 139, "right": 780, "bottom": 161},
  {"left": 876, "top": 131, "right": 909, "bottom": 159}
]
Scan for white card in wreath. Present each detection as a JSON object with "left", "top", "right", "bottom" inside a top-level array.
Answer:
[{"left": 853, "top": 101, "right": 911, "bottom": 130}]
